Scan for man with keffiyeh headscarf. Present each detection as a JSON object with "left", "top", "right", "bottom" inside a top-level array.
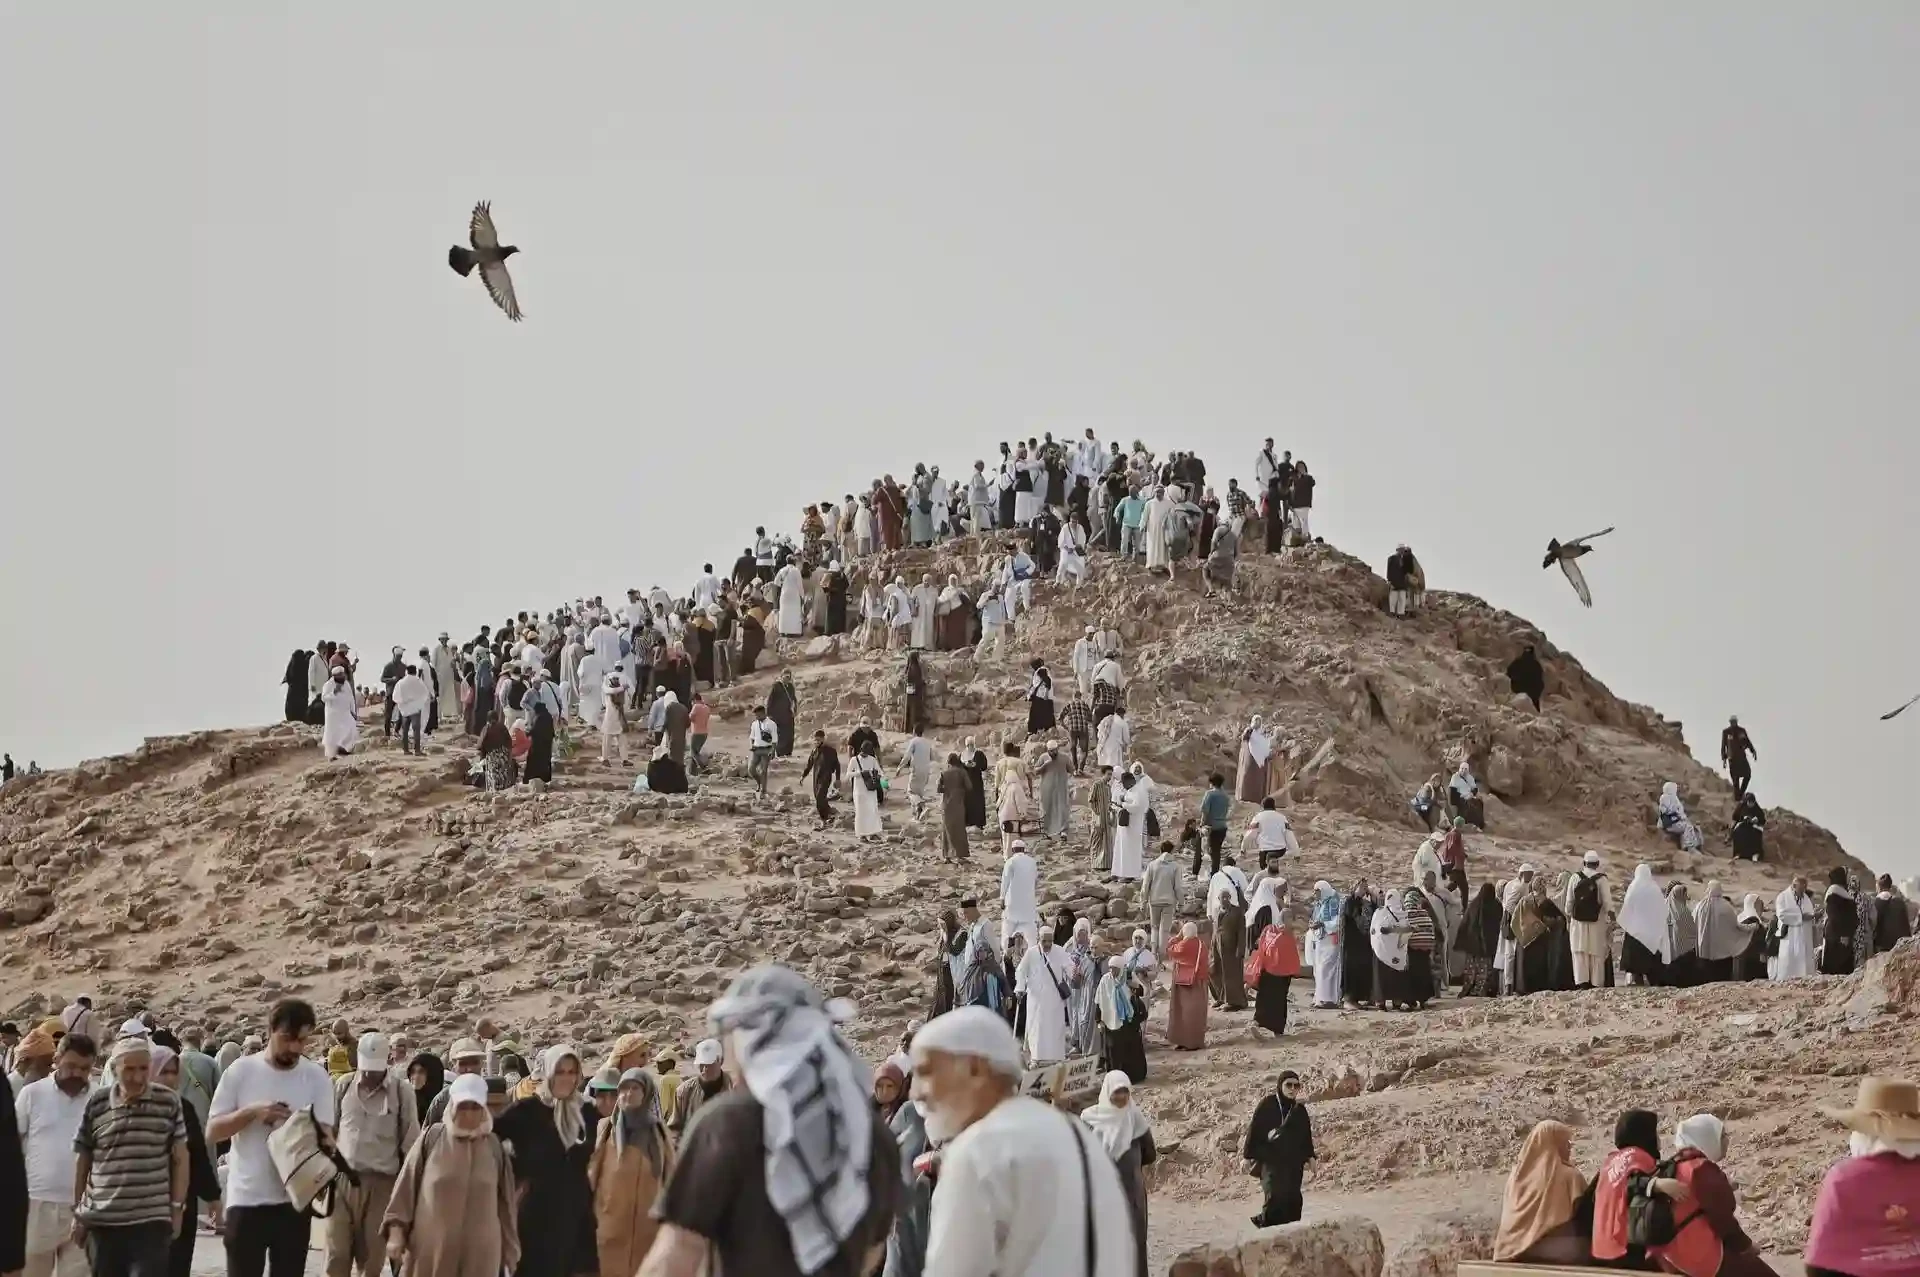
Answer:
[{"left": 642, "top": 966, "right": 901, "bottom": 1277}]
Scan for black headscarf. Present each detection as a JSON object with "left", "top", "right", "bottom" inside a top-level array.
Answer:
[
  {"left": 1460, "top": 884, "right": 1503, "bottom": 959},
  {"left": 408, "top": 1053, "right": 446, "bottom": 1122},
  {"left": 1614, "top": 1109, "right": 1660, "bottom": 1159},
  {"left": 1053, "top": 907, "right": 1078, "bottom": 947}
]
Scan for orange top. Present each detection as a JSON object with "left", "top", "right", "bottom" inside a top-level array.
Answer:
[
  {"left": 1254, "top": 925, "right": 1301, "bottom": 978},
  {"left": 1167, "top": 935, "right": 1209, "bottom": 987}
]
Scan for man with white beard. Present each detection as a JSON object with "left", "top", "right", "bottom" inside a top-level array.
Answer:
[
  {"left": 1013, "top": 930, "right": 1073, "bottom": 1064},
  {"left": 910, "top": 1008, "right": 1133, "bottom": 1277},
  {"left": 318, "top": 665, "right": 359, "bottom": 761}
]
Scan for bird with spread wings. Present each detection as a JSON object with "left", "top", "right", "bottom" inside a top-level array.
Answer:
[
  {"left": 447, "top": 200, "right": 523, "bottom": 322},
  {"left": 1541, "top": 527, "right": 1614, "bottom": 608}
]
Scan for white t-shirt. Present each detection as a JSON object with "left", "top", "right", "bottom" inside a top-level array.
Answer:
[
  {"left": 209, "top": 1054, "right": 336, "bottom": 1208},
  {"left": 1249, "top": 809, "right": 1291, "bottom": 852},
  {"left": 15, "top": 1077, "right": 91, "bottom": 1202},
  {"left": 924, "top": 1096, "right": 1134, "bottom": 1277}
]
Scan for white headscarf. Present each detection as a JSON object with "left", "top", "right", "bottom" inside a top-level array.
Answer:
[
  {"left": 1616, "top": 864, "right": 1672, "bottom": 962},
  {"left": 1246, "top": 875, "right": 1285, "bottom": 926},
  {"left": 1080, "top": 1070, "right": 1150, "bottom": 1159},
  {"left": 1244, "top": 717, "right": 1272, "bottom": 767},
  {"left": 1674, "top": 1113, "right": 1725, "bottom": 1160},
  {"left": 1658, "top": 782, "right": 1686, "bottom": 818},
  {"left": 1737, "top": 893, "right": 1765, "bottom": 925},
  {"left": 537, "top": 1045, "right": 587, "bottom": 1149}
]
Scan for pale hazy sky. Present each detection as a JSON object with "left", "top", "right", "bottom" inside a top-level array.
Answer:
[{"left": 3, "top": 6, "right": 1914, "bottom": 874}]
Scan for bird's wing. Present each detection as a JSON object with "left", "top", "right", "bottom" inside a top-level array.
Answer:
[
  {"left": 469, "top": 201, "right": 501, "bottom": 251},
  {"left": 1880, "top": 692, "right": 1920, "bottom": 721},
  {"left": 479, "top": 259, "right": 523, "bottom": 322},
  {"left": 1567, "top": 526, "right": 1615, "bottom": 547},
  {"left": 1560, "top": 557, "right": 1592, "bottom": 607}
]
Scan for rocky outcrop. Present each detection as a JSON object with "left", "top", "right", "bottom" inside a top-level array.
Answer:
[
  {"left": 1382, "top": 1210, "right": 1497, "bottom": 1277},
  {"left": 1168, "top": 1217, "right": 1385, "bottom": 1277}
]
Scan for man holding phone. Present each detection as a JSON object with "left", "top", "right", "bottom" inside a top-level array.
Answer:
[{"left": 206, "top": 999, "right": 335, "bottom": 1277}]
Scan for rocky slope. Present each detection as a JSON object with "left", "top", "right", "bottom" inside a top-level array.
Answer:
[{"left": 0, "top": 537, "right": 1895, "bottom": 1267}]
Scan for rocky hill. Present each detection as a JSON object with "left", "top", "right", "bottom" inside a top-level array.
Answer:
[{"left": 0, "top": 537, "right": 1896, "bottom": 1268}]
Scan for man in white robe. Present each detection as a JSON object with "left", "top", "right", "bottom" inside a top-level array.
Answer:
[
  {"left": 773, "top": 561, "right": 805, "bottom": 637},
  {"left": 557, "top": 630, "right": 583, "bottom": 719},
  {"left": 1561, "top": 851, "right": 1614, "bottom": 988},
  {"left": 896, "top": 730, "right": 934, "bottom": 817},
  {"left": 1095, "top": 707, "right": 1131, "bottom": 772},
  {"left": 966, "top": 463, "right": 995, "bottom": 535},
  {"left": 1014, "top": 931, "right": 1074, "bottom": 1064},
  {"left": 1773, "top": 877, "right": 1817, "bottom": 979},
  {"left": 1093, "top": 624, "right": 1122, "bottom": 659},
  {"left": 976, "top": 590, "right": 1008, "bottom": 662},
  {"left": 885, "top": 577, "right": 916, "bottom": 651},
  {"left": 307, "top": 645, "right": 331, "bottom": 702},
  {"left": 318, "top": 668, "right": 359, "bottom": 761},
  {"left": 576, "top": 650, "right": 605, "bottom": 728},
  {"left": 1000, "top": 840, "right": 1040, "bottom": 949},
  {"left": 1005, "top": 550, "right": 1035, "bottom": 617},
  {"left": 589, "top": 619, "right": 622, "bottom": 673},
  {"left": 1109, "top": 774, "right": 1148, "bottom": 879},
  {"left": 431, "top": 635, "right": 461, "bottom": 725},
  {"left": 691, "top": 565, "right": 721, "bottom": 608},
  {"left": 1070, "top": 628, "right": 1099, "bottom": 697},
  {"left": 1056, "top": 521, "right": 1090, "bottom": 588},
  {"left": 910, "top": 574, "right": 939, "bottom": 649},
  {"left": 1143, "top": 484, "right": 1175, "bottom": 572}
]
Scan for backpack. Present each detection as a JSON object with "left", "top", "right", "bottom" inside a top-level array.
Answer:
[
  {"left": 1627, "top": 1158, "right": 1699, "bottom": 1248},
  {"left": 1570, "top": 872, "right": 1604, "bottom": 923},
  {"left": 267, "top": 1105, "right": 359, "bottom": 1218}
]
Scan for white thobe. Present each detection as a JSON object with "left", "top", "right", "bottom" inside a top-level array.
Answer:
[
  {"left": 391, "top": 673, "right": 430, "bottom": 722},
  {"left": 852, "top": 756, "right": 884, "bottom": 836},
  {"left": 1057, "top": 525, "right": 1089, "bottom": 584},
  {"left": 922, "top": 1096, "right": 1136, "bottom": 1277},
  {"left": 589, "top": 624, "right": 622, "bottom": 671},
  {"left": 1095, "top": 715, "right": 1130, "bottom": 770},
  {"left": 774, "top": 564, "right": 805, "bottom": 636},
  {"left": 1091, "top": 659, "right": 1124, "bottom": 694},
  {"left": 910, "top": 584, "right": 938, "bottom": 648},
  {"left": 1109, "top": 784, "right": 1148, "bottom": 879},
  {"left": 1143, "top": 497, "right": 1175, "bottom": 569},
  {"left": 431, "top": 644, "right": 461, "bottom": 720},
  {"left": 1094, "top": 629, "right": 1122, "bottom": 658},
  {"left": 519, "top": 642, "right": 544, "bottom": 673},
  {"left": 558, "top": 642, "right": 582, "bottom": 714},
  {"left": 319, "top": 681, "right": 359, "bottom": 759},
  {"left": 1015, "top": 945, "right": 1074, "bottom": 1063},
  {"left": 576, "top": 653, "right": 605, "bottom": 727},
  {"left": 1773, "top": 888, "right": 1817, "bottom": 979},
  {"left": 692, "top": 574, "right": 721, "bottom": 608},
  {"left": 1070, "top": 638, "right": 1099, "bottom": 696},
  {"left": 1001, "top": 851, "right": 1039, "bottom": 944},
  {"left": 307, "top": 651, "right": 329, "bottom": 700}
]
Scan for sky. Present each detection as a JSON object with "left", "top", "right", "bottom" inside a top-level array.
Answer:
[{"left": 3, "top": 5, "right": 1915, "bottom": 875}]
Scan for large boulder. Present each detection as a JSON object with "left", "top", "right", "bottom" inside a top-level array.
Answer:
[
  {"left": 1167, "top": 1216, "right": 1384, "bottom": 1277},
  {"left": 1382, "top": 1210, "right": 1497, "bottom": 1277}
]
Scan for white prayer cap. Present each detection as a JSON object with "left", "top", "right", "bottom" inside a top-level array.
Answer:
[
  {"left": 119, "top": 1017, "right": 151, "bottom": 1038},
  {"left": 1085, "top": 626, "right": 1095, "bottom": 634},
  {"left": 910, "top": 1007, "right": 1023, "bottom": 1081},
  {"left": 1582, "top": 851, "right": 1601, "bottom": 867},
  {"left": 1518, "top": 863, "right": 1536, "bottom": 875},
  {"left": 109, "top": 1035, "right": 152, "bottom": 1067},
  {"left": 448, "top": 1074, "right": 488, "bottom": 1110},
  {"left": 357, "top": 1032, "right": 389, "bottom": 1071},
  {"left": 693, "top": 1038, "right": 723, "bottom": 1067}
]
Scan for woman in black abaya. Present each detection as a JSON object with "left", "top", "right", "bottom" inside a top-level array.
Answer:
[
  {"left": 1339, "top": 881, "right": 1378, "bottom": 1009},
  {"left": 1243, "top": 1071, "right": 1315, "bottom": 1228},
  {"left": 281, "top": 650, "right": 309, "bottom": 721},
  {"left": 523, "top": 702, "right": 555, "bottom": 785},
  {"left": 768, "top": 671, "right": 798, "bottom": 758},
  {"left": 962, "top": 739, "right": 989, "bottom": 830}
]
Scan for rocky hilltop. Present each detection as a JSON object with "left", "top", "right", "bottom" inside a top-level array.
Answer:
[{"left": 0, "top": 538, "right": 1899, "bottom": 1269}]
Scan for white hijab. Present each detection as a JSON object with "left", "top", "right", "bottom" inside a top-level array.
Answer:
[
  {"left": 1370, "top": 892, "right": 1409, "bottom": 967},
  {"left": 1080, "top": 1070, "right": 1151, "bottom": 1159},
  {"left": 1617, "top": 864, "right": 1672, "bottom": 962},
  {"left": 1737, "top": 893, "right": 1765, "bottom": 925},
  {"left": 1658, "top": 782, "right": 1686, "bottom": 818},
  {"left": 1246, "top": 875, "right": 1285, "bottom": 926},
  {"left": 1244, "top": 716, "right": 1272, "bottom": 767}
]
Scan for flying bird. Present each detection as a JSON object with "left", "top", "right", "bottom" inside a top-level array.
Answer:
[
  {"left": 447, "top": 201, "right": 522, "bottom": 321},
  {"left": 1881, "top": 692, "right": 1920, "bottom": 721},
  {"left": 1541, "top": 526, "right": 1614, "bottom": 608}
]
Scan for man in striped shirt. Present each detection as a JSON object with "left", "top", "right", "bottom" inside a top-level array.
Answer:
[{"left": 71, "top": 1037, "right": 186, "bottom": 1277}]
